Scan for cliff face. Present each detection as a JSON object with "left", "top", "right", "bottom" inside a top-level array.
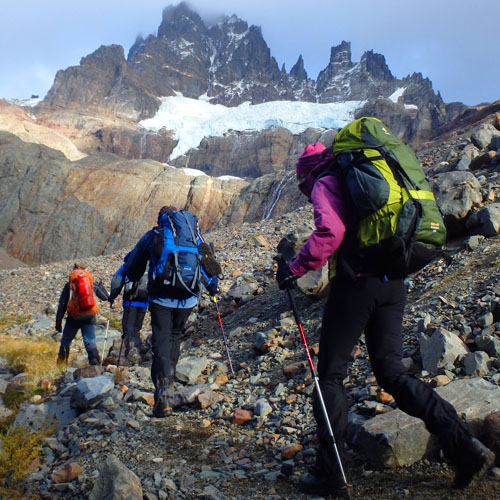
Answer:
[{"left": 0, "top": 132, "right": 250, "bottom": 264}]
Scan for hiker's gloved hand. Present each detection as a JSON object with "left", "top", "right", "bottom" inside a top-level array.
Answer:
[
  {"left": 55, "top": 321, "right": 62, "bottom": 333},
  {"left": 206, "top": 275, "right": 219, "bottom": 296},
  {"left": 276, "top": 261, "right": 297, "bottom": 290},
  {"left": 108, "top": 298, "right": 114, "bottom": 308}
]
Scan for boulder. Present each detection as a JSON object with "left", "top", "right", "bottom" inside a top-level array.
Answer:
[
  {"left": 175, "top": 357, "right": 208, "bottom": 384},
  {"left": 88, "top": 454, "right": 142, "bottom": 500},
  {"left": 463, "top": 351, "right": 490, "bottom": 376},
  {"left": 419, "top": 328, "right": 469, "bottom": 374},
  {"left": 471, "top": 123, "right": 500, "bottom": 150},
  {"left": 466, "top": 204, "right": 500, "bottom": 237},
  {"left": 71, "top": 375, "right": 115, "bottom": 409},
  {"left": 430, "top": 171, "right": 482, "bottom": 236},
  {"left": 14, "top": 397, "right": 77, "bottom": 431},
  {"left": 355, "top": 378, "right": 500, "bottom": 468}
]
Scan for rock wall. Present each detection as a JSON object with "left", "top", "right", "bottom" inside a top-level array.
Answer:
[{"left": 0, "top": 132, "right": 248, "bottom": 264}]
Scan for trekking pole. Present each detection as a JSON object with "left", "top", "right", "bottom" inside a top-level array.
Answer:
[
  {"left": 213, "top": 296, "right": 235, "bottom": 376},
  {"left": 101, "top": 306, "right": 111, "bottom": 366},
  {"left": 284, "top": 286, "right": 348, "bottom": 488}
]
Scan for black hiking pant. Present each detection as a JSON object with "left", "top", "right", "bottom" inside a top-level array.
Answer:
[
  {"left": 149, "top": 302, "right": 193, "bottom": 400},
  {"left": 122, "top": 305, "right": 147, "bottom": 354},
  {"left": 314, "top": 275, "right": 473, "bottom": 478}
]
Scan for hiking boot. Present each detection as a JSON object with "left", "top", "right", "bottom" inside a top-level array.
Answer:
[
  {"left": 152, "top": 395, "right": 173, "bottom": 418},
  {"left": 87, "top": 347, "right": 101, "bottom": 366},
  {"left": 298, "top": 471, "right": 350, "bottom": 498},
  {"left": 57, "top": 346, "right": 69, "bottom": 367},
  {"left": 453, "top": 437, "right": 495, "bottom": 489},
  {"left": 126, "top": 347, "right": 142, "bottom": 365}
]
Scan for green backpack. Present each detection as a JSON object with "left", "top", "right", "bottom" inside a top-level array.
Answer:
[{"left": 327, "top": 116, "right": 446, "bottom": 279}]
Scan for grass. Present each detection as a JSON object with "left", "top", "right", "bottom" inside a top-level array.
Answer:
[
  {"left": 0, "top": 326, "right": 58, "bottom": 498},
  {"left": 0, "top": 313, "right": 32, "bottom": 335},
  {"left": 109, "top": 314, "right": 122, "bottom": 331},
  {"left": 0, "top": 335, "right": 62, "bottom": 409}
]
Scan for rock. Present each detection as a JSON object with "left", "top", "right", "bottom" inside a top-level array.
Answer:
[
  {"left": 71, "top": 375, "right": 115, "bottom": 409},
  {"left": 0, "top": 398, "right": 14, "bottom": 419},
  {"left": 356, "top": 378, "right": 500, "bottom": 468},
  {"left": 281, "top": 443, "right": 303, "bottom": 459},
  {"left": 377, "top": 391, "right": 394, "bottom": 404},
  {"left": 73, "top": 365, "right": 105, "bottom": 379},
  {"left": 6, "top": 372, "right": 29, "bottom": 392},
  {"left": 254, "top": 399, "right": 273, "bottom": 417},
  {"left": 51, "top": 462, "right": 83, "bottom": 483},
  {"left": 197, "top": 390, "right": 224, "bottom": 409},
  {"left": 471, "top": 123, "right": 500, "bottom": 150},
  {"left": 233, "top": 408, "right": 253, "bottom": 425},
  {"left": 175, "top": 357, "right": 208, "bottom": 384},
  {"left": 484, "top": 410, "right": 500, "bottom": 457},
  {"left": 430, "top": 171, "right": 482, "bottom": 235},
  {"left": 430, "top": 375, "right": 451, "bottom": 388},
  {"left": 297, "top": 266, "right": 330, "bottom": 298},
  {"left": 419, "top": 328, "right": 469, "bottom": 374},
  {"left": 463, "top": 351, "right": 490, "bottom": 376},
  {"left": 475, "top": 334, "right": 500, "bottom": 357},
  {"left": 466, "top": 204, "right": 500, "bottom": 237},
  {"left": 14, "top": 397, "right": 77, "bottom": 431},
  {"left": 39, "top": 377, "right": 52, "bottom": 391},
  {"left": 283, "top": 362, "right": 304, "bottom": 379},
  {"left": 0, "top": 378, "right": 8, "bottom": 394},
  {"left": 88, "top": 454, "right": 142, "bottom": 500}
]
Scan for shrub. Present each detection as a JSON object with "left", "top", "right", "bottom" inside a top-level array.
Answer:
[{"left": 0, "top": 425, "right": 49, "bottom": 499}]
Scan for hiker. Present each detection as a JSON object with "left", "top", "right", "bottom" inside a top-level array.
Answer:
[
  {"left": 276, "top": 130, "right": 495, "bottom": 497},
  {"left": 123, "top": 205, "right": 220, "bottom": 417},
  {"left": 55, "top": 263, "right": 109, "bottom": 366},
  {"left": 108, "top": 254, "right": 149, "bottom": 362}
]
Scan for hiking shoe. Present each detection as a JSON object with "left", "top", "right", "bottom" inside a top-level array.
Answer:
[
  {"left": 453, "top": 437, "right": 495, "bottom": 489},
  {"left": 298, "top": 472, "right": 350, "bottom": 498}
]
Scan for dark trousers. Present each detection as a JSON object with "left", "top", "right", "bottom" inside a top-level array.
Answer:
[
  {"left": 149, "top": 302, "right": 193, "bottom": 397},
  {"left": 122, "top": 306, "right": 147, "bottom": 352},
  {"left": 314, "top": 275, "right": 472, "bottom": 477}
]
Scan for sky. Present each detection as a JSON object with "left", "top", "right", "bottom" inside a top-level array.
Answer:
[{"left": 1, "top": 0, "right": 498, "bottom": 106}]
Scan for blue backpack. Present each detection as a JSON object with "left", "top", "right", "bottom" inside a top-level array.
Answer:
[{"left": 150, "top": 209, "right": 203, "bottom": 299}]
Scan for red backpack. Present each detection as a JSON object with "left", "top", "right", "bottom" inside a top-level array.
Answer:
[{"left": 67, "top": 269, "right": 99, "bottom": 319}]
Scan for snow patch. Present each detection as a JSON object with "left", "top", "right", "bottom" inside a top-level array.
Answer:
[
  {"left": 218, "top": 175, "right": 243, "bottom": 181},
  {"left": 7, "top": 97, "right": 42, "bottom": 107},
  {"left": 181, "top": 168, "right": 207, "bottom": 177},
  {"left": 139, "top": 93, "right": 365, "bottom": 160},
  {"left": 389, "top": 87, "right": 406, "bottom": 103}
]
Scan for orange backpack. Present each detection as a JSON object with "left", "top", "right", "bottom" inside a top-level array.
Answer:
[{"left": 67, "top": 269, "right": 99, "bottom": 319}]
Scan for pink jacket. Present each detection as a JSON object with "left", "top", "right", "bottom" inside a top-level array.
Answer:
[{"left": 290, "top": 175, "right": 347, "bottom": 277}]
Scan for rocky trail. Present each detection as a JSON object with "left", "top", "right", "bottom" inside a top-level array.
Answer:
[{"left": 1, "top": 205, "right": 500, "bottom": 499}]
